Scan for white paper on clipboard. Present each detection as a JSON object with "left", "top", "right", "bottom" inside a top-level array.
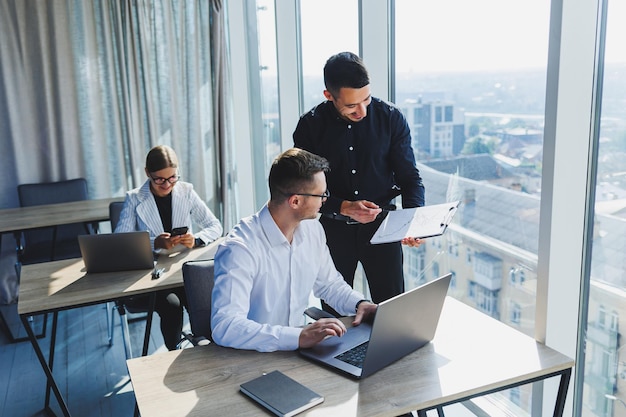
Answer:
[{"left": 370, "top": 201, "right": 460, "bottom": 244}]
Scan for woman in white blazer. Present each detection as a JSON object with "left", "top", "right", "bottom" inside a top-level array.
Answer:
[{"left": 115, "top": 145, "right": 223, "bottom": 350}]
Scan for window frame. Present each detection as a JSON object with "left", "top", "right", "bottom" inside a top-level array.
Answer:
[{"left": 226, "top": 1, "right": 605, "bottom": 415}]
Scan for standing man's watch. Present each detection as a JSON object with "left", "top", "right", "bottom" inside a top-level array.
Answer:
[{"left": 355, "top": 299, "right": 372, "bottom": 312}]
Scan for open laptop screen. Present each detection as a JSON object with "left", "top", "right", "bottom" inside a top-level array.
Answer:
[{"left": 78, "top": 231, "right": 154, "bottom": 273}]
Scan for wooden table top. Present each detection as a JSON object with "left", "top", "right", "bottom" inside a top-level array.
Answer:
[
  {"left": 0, "top": 197, "right": 124, "bottom": 234},
  {"left": 127, "top": 297, "right": 575, "bottom": 417},
  {"left": 17, "top": 238, "right": 222, "bottom": 316}
]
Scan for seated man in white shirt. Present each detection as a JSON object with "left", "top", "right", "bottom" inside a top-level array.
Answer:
[{"left": 211, "top": 148, "right": 377, "bottom": 352}]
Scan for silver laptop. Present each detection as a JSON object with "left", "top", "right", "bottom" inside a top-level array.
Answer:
[
  {"left": 78, "top": 231, "right": 155, "bottom": 273},
  {"left": 299, "top": 273, "right": 451, "bottom": 379}
]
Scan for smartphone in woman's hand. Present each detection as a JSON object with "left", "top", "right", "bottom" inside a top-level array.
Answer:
[{"left": 171, "top": 226, "right": 189, "bottom": 236}]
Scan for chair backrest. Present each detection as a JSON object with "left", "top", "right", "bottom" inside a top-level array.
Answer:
[
  {"left": 109, "top": 201, "right": 125, "bottom": 232},
  {"left": 18, "top": 178, "right": 89, "bottom": 207},
  {"left": 182, "top": 259, "right": 215, "bottom": 341},
  {"left": 17, "top": 178, "right": 90, "bottom": 263}
]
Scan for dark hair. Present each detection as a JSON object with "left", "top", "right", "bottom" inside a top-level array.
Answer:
[
  {"left": 268, "top": 148, "right": 329, "bottom": 201},
  {"left": 323, "top": 51, "right": 370, "bottom": 97},
  {"left": 145, "top": 145, "right": 178, "bottom": 172}
]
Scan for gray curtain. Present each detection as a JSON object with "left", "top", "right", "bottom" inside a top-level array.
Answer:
[
  {"left": 0, "top": 0, "right": 233, "bottom": 223},
  {"left": 210, "top": 0, "right": 238, "bottom": 231},
  {"left": 0, "top": 0, "right": 236, "bottom": 303}
]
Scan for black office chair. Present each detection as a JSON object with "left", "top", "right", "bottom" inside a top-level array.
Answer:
[
  {"left": 17, "top": 178, "right": 95, "bottom": 265},
  {"left": 181, "top": 259, "right": 215, "bottom": 346},
  {"left": 108, "top": 200, "right": 125, "bottom": 235},
  {"left": 0, "top": 243, "right": 35, "bottom": 343},
  {"left": 3, "top": 179, "right": 95, "bottom": 343}
]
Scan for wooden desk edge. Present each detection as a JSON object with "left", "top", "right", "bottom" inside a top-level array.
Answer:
[
  {"left": 0, "top": 196, "right": 125, "bottom": 233},
  {"left": 17, "top": 237, "right": 224, "bottom": 316}
]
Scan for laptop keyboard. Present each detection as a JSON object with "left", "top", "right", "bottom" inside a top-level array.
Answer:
[{"left": 335, "top": 341, "right": 369, "bottom": 368}]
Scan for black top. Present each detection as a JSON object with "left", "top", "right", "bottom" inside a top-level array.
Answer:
[
  {"left": 153, "top": 192, "right": 173, "bottom": 232},
  {"left": 293, "top": 97, "right": 425, "bottom": 215}
]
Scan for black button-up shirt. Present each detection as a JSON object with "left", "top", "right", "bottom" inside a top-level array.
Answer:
[{"left": 293, "top": 97, "right": 425, "bottom": 215}]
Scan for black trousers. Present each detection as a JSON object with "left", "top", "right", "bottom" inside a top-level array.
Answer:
[
  {"left": 123, "top": 287, "right": 186, "bottom": 350},
  {"left": 154, "top": 287, "right": 187, "bottom": 350},
  {"left": 319, "top": 215, "right": 404, "bottom": 309}
]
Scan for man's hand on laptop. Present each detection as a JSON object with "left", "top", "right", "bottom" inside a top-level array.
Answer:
[
  {"left": 299, "top": 318, "right": 347, "bottom": 349},
  {"left": 352, "top": 301, "right": 377, "bottom": 326}
]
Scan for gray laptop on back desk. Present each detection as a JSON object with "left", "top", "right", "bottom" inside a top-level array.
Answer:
[
  {"left": 299, "top": 273, "right": 451, "bottom": 379},
  {"left": 78, "top": 231, "right": 155, "bottom": 273}
]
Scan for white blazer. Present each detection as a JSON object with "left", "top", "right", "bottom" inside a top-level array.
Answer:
[{"left": 115, "top": 180, "right": 222, "bottom": 251}]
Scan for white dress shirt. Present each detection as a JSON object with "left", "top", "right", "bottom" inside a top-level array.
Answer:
[
  {"left": 211, "top": 205, "right": 365, "bottom": 352},
  {"left": 114, "top": 180, "right": 222, "bottom": 250}
]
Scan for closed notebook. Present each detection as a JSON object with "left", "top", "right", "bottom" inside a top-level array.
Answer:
[{"left": 239, "top": 370, "right": 324, "bottom": 417}]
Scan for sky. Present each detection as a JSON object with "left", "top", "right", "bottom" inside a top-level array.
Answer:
[
  {"left": 298, "top": 0, "right": 552, "bottom": 75},
  {"left": 394, "top": 0, "right": 551, "bottom": 73},
  {"left": 257, "top": 0, "right": 626, "bottom": 77}
]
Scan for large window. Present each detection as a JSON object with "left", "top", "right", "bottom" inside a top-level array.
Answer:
[
  {"left": 256, "top": 0, "right": 281, "bottom": 183},
  {"left": 298, "top": 0, "right": 371, "bottom": 295},
  {"left": 238, "top": 2, "right": 618, "bottom": 415},
  {"left": 584, "top": 1, "right": 626, "bottom": 415},
  {"left": 299, "top": 0, "right": 358, "bottom": 112},
  {"left": 245, "top": 0, "right": 281, "bottom": 207},
  {"left": 395, "top": 0, "right": 550, "bottom": 412},
  {"left": 248, "top": 0, "right": 358, "bottom": 207},
  {"left": 395, "top": 0, "right": 549, "bottom": 329}
]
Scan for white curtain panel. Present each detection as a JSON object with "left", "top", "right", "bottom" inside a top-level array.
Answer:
[{"left": 0, "top": 0, "right": 234, "bottom": 226}]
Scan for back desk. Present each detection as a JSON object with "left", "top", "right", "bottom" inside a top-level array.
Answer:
[
  {"left": 18, "top": 238, "right": 223, "bottom": 417},
  {"left": 18, "top": 239, "right": 222, "bottom": 316}
]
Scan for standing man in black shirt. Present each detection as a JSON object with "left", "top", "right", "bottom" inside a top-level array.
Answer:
[{"left": 293, "top": 51, "right": 425, "bottom": 312}]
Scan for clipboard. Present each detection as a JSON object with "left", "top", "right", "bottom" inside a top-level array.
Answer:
[{"left": 370, "top": 200, "right": 460, "bottom": 244}]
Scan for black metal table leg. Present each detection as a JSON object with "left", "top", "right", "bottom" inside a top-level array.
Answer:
[
  {"left": 44, "top": 311, "right": 60, "bottom": 411},
  {"left": 20, "top": 312, "right": 71, "bottom": 417},
  {"left": 553, "top": 368, "right": 572, "bottom": 417},
  {"left": 141, "top": 292, "right": 156, "bottom": 357},
  {"left": 0, "top": 304, "right": 47, "bottom": 343}
]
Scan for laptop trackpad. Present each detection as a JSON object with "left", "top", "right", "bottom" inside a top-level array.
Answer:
[{"left": 309, "top": 323, "right": 371, "bottom": 358}]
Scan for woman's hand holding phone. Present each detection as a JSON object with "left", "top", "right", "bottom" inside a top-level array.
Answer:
[
  {"left": 156, "top": 226, "right": 193, "bottom": 249},
  {"left": 171, "top": 226, "right": 188, "bottom": 236},
  {"left": 170, "top": 226, "right": 194, "bottom": 248}
]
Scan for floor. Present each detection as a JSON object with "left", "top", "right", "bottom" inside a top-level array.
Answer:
[
  {"left": 0, "top": 230, "right": 183, "bottom": 417},
  {"left": 0, "top": 301, "right": 186, "bottom": 417}
]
